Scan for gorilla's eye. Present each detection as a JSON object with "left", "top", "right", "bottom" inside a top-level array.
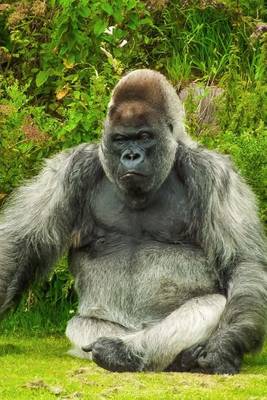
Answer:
[
  {"left": 112, "top": 135, "right": 125, "bottom": 143},
  {"left": 139, "top": 132, "right": 151, "bottom": 141}
]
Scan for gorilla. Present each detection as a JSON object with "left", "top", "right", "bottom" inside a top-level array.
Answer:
[{"left": 0, "top": 69, "right": 266, "bottom": 374}]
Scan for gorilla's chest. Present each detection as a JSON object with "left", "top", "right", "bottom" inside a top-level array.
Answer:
[
  {"left": 90, "top": 174, "right": 189, "bottom": 243},
  {"left": 68, "top": 174, "right": 216, "bottom": 328}
]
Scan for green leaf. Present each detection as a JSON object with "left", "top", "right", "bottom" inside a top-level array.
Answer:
[
  {"left": 93, "top": 19, "right": 107, "bottom": 36},
  {"left": 128, "top": 14, "right": 139, "bottom": 30},
  {"left": 36, "top": 71, "right": 49, "bottom": 87},
  {"left": 139, "top": 17, "right": 153, "bottom": 26},
  {"left": 101, "top": 2, "right": 113, "bottom": 15},
  {"left": 113, "top": 9, "right": 123, "bottom": 23},
  {"left": 126, "top": 0, "right": 136, "bottom": 10},
  {"left": 78, "top": 6, "right": 90, "bottom": 17}
]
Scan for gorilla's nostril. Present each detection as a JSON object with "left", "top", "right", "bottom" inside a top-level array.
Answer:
[
  {"left": 121, "top": 149, "right": 144, "bottom": 167},
  {"left": 125, "top": 152, "right": 140, "bottom": 161}
]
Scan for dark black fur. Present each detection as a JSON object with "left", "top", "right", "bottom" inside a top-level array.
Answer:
[{"left": 84, "top": 337, "right": 145, "bottom": 372}]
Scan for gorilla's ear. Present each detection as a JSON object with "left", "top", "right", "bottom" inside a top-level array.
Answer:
[
  {"left": 168, "top": 122, "right": 173, "bottom": 133},
  {"left": 108, "top": 105, "right": 116, "bottom": 118}
]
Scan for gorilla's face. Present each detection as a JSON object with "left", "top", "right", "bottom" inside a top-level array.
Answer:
[{"left": 99, "top": 100, "right": 177, "bottom": 206}]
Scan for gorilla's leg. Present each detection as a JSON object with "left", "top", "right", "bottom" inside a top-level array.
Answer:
[
  {"left": 66, "top": 315, "right": 129, "bottom": 360},
  {"left": 89, "top": 294, "right": 226, "bottom": 371}
]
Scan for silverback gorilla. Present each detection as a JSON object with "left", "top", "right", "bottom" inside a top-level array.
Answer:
[{"left": 0, "top": 70, "right": 266, "bottom": 374}]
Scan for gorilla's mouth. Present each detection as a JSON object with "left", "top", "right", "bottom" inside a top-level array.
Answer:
[{"left": 120, "top": 172, "right": 146, "bottom": 179}]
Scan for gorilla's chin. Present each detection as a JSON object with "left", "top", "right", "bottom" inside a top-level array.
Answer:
[{"left": 117, "top": 174, "right": 154, "bottom": 209}]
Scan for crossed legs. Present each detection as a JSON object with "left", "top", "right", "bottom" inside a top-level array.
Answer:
[{"left": 66, "top": 294, "right": 226, "bottom": 371}]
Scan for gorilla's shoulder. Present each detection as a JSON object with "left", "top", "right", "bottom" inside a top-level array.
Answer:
[
  {"left": 177, "top": 142, "right": 235, "bottom": 177},
  {"left": 66, "top": 142, "right": 100, "bottom": 168},
  {"left": 67, "top": 143, "right": 103, "bottom": 185},
  {"left": 176, "top": 142, "right": 250, "bottom": 199},
  {"left": 45, "top": 143, "right": 103, "bottom": 188}
]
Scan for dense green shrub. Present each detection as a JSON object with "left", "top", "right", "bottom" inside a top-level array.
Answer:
[{"left": 0, "top": 0, "right": 266, "bottom": 333}]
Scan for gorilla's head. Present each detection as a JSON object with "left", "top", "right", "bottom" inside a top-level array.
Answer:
[{"left": 99, "top": 69, "right": 190, "bottom": 207}]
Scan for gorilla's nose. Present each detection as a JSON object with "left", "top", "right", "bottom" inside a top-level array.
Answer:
[{"left": 120, "top": 148, "right": 144, "bottom": 169}]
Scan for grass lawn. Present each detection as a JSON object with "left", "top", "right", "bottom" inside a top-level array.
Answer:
[{"left": 0, "top": 336, "right": 266, "bottom": 400}]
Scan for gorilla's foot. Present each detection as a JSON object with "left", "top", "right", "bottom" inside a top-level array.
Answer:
[
  {"left": 178, "top": 341, "right": 242, "bottom": 375},
  {"left": 83, "top": 337, "right": 145, "bottom": 372}
]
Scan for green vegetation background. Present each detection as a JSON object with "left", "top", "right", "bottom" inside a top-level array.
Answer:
[{"left": 0, "top": 0, "right": 266, "bottom": 338}]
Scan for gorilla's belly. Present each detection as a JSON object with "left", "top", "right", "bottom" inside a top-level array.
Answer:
[{"left": 70, "top": 239, "right": 219, "bottom": 329}]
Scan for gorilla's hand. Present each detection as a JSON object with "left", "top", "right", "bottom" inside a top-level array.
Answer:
[
  {"left": 179, "top": 337, "right": 242, "bottom": 375},
  {"left": 83, "top": 337, "right": 145, "bottom": 372}
]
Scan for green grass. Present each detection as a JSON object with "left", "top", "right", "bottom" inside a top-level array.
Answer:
[{"left": 0, "top": 335, "right": 266, "bottom": 400}]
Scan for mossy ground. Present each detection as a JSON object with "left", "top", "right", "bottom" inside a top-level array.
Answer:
[{"left": 0, "top": 335, "right": 266, "bottom": 400}]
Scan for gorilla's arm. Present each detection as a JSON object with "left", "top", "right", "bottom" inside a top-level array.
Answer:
[
  {"left": 176, "top": 142, "right": 267, "bottom": 373},
  {"left": 0, "top": 144, "right": 100, "bottom": 314}
]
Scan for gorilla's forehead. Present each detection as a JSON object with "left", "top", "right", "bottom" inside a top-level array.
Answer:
[
  {"left": 109, "top": 100, "right": 162, "bottom": 128},
  {"left": 112, "top": 73, "right": 165, "bottom": 111}
]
